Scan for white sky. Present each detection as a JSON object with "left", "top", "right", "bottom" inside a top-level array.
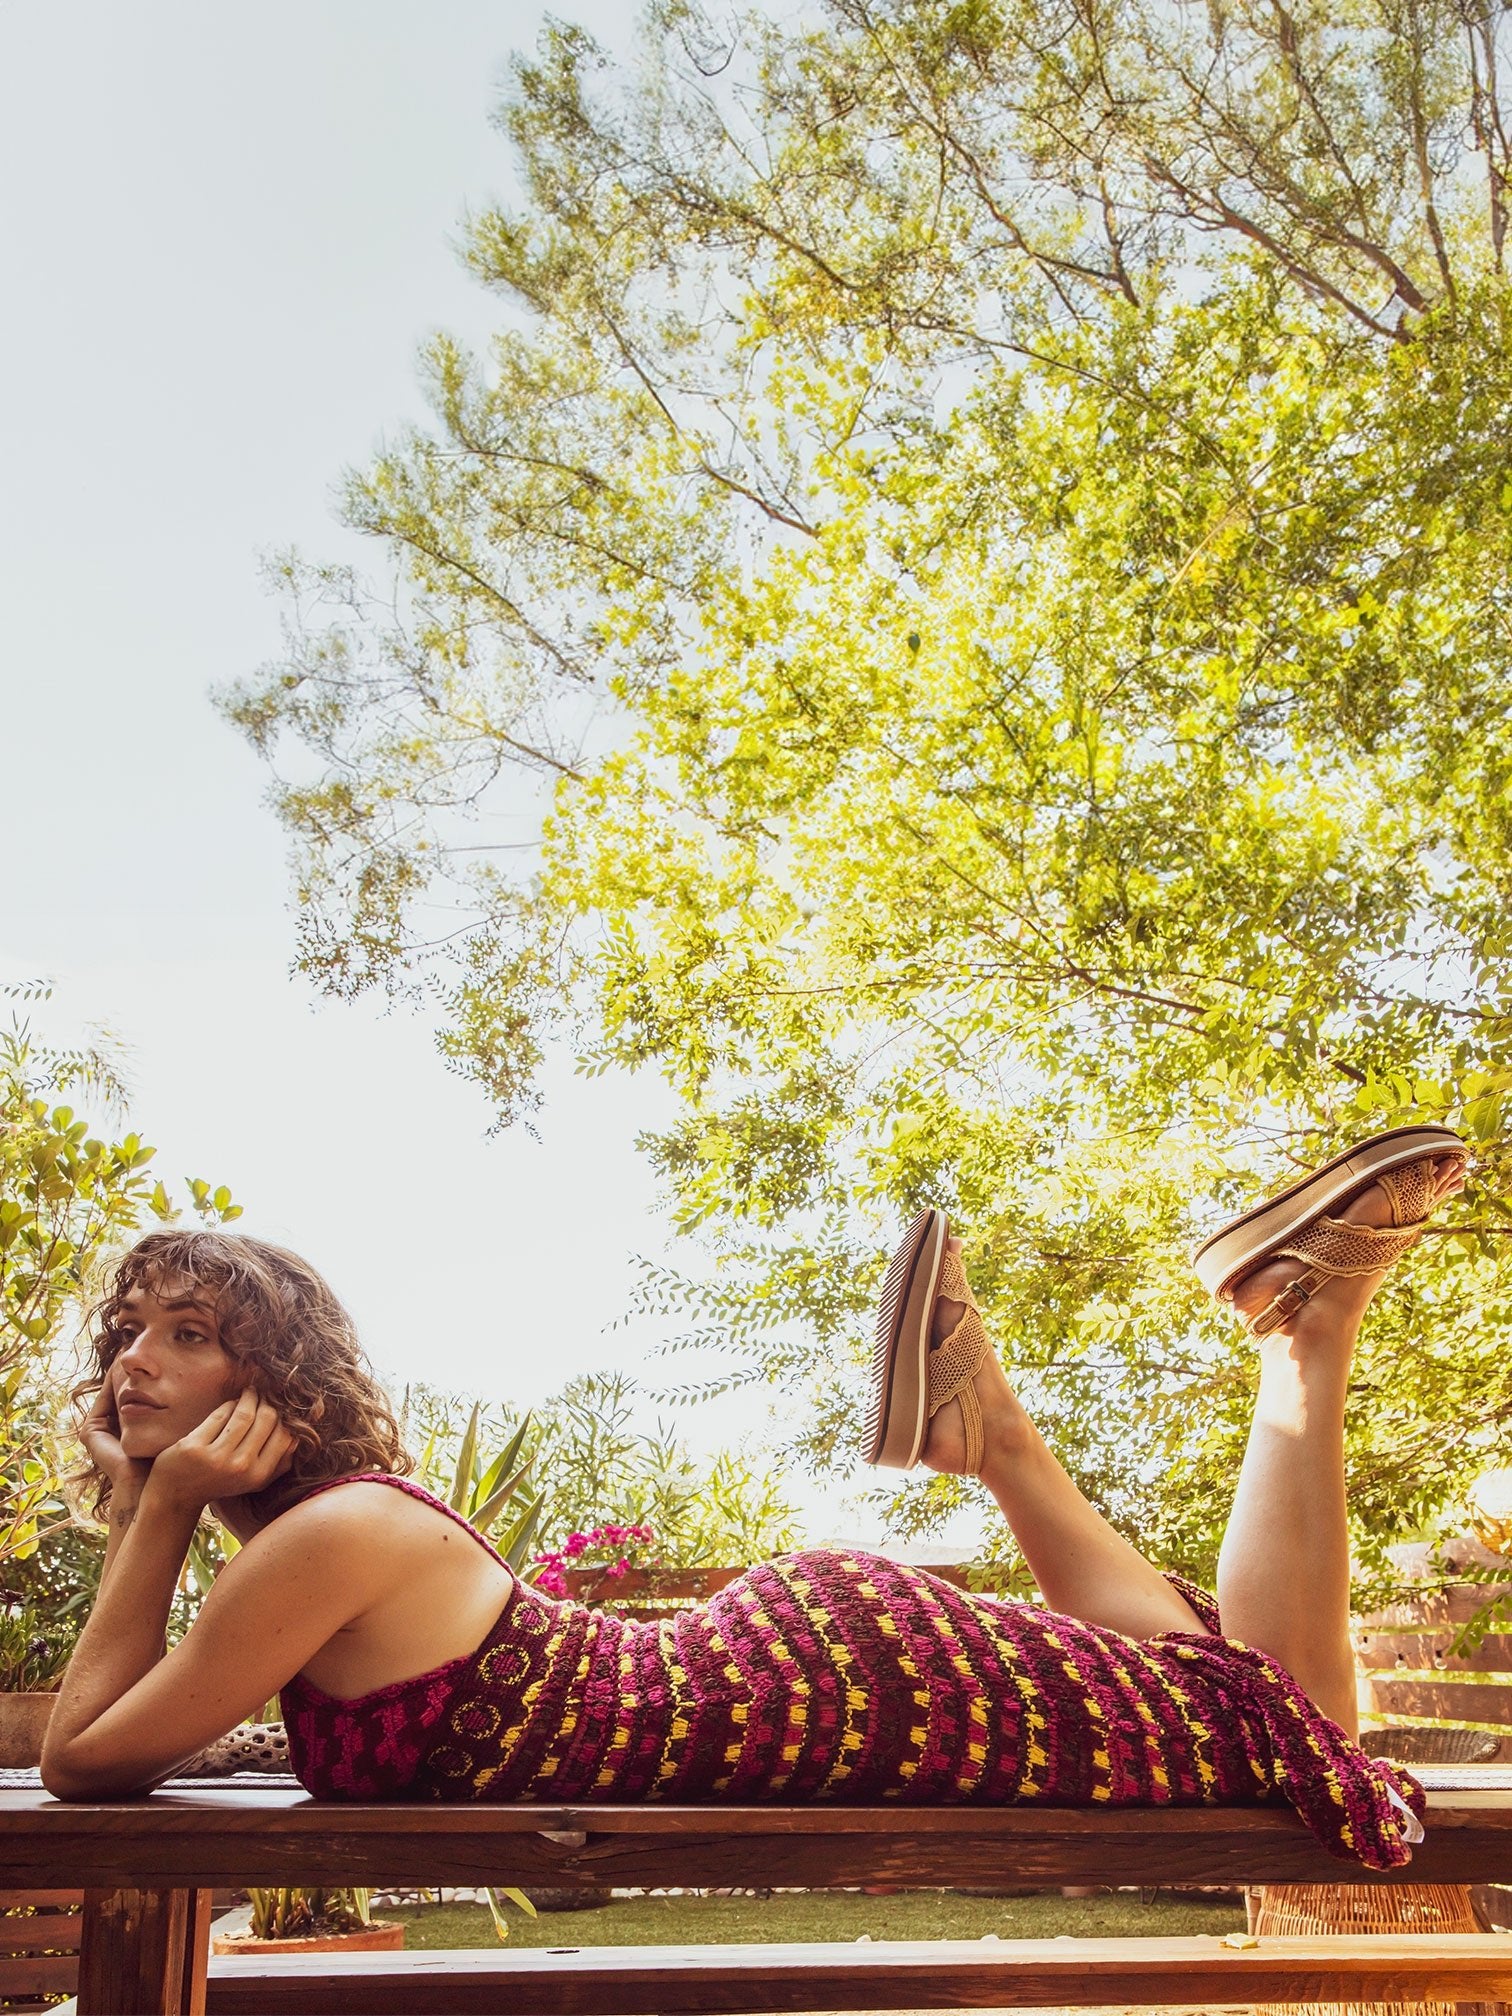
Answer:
[{"left": 0, "top": 0, "right": 978, "bottom": 1549}]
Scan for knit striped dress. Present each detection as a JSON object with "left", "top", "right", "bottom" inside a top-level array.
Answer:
[{"left": 280, "top": 1477, "right": 1426, "bottom": 1869}]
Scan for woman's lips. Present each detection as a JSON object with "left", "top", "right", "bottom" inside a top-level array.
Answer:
[{"left": 118, "top": 1396, "right": 166, "bottom": 1412}]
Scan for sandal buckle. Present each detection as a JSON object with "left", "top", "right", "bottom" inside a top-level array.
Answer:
[{"left": 1248, "top": 1274, "right": 1317, "bottom": 1337}]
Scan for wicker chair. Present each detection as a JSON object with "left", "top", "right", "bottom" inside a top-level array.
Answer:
[{"left": 1249, "top": 1726, "right": 1507, "bottom": 2016}]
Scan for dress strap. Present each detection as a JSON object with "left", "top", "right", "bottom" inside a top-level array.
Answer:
[{"left": 291, "top": 1470, "right": 511, "bottom": 1570}]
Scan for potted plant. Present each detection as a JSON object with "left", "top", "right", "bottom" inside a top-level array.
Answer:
[
  {"left": 530, "top": 1520, "right": 657, "bottom": 1602},
  {"left": 0, "top": 1596, "right": 68, "bottom": 1767},
  {"left": 212, "top": 1884, "right": 540, "bottom": 1954},
  {"left": 212, "top": 1889, "right": 404, "bottom": 1956}
]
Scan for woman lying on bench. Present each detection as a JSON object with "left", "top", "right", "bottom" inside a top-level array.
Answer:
[{"left": 41, "top": 1125, "right": 1466, "bottom": 1871}]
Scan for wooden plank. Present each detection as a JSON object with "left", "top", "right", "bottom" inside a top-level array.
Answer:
[
  {"left": 0, "top": 1951, "right": 77, "bottom": 1995},
  {"left": 1355, "top": 1630, "right": 1512, "bottom": 1673},
  {"left": 1362, "top": 1728, "right": 1507, "bottom": 1765},
  {"left": 78, "top": 1887, "right": 210, "bottom": 2016},
  {"left": 0, "top": 1889, "right": 84, "bottom": 1910},
  {"left": 181, "top": 1887, "right": 212, "bottom": 2015},
  {"left": 1386, "top": 1539, "right": 1508, "bottom": 1577},
  {"left": 0, "top": 1915, "right": 83, "bottom": 1952},
  {"left": 1368, "top": 1679, "right": 1512, "bottom": 1726},
  {"left": 1357, "top": 1583, "right": 1512, "bottom": 1629},
  {"left": 559, "top": 1567, "right": 744, "bottom": 1601},
  {"left": 557, "top": 1564, "right": 1006, "bottom": 1603},
  {"left": 201, "top": 1935, "right": 1512, "bottom": 2014},
  {"left": 5, "top": 1783, "right": 1511, "bottom": 1888}
]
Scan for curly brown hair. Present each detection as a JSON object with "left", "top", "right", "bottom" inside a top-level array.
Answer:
[{"left": 74, "top": 1229, "right": 412, "bottom": 1519}]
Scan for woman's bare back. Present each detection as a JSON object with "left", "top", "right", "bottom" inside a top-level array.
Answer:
[{"left": 287, "top": 1478, "right": 514, "bottom": 1700}]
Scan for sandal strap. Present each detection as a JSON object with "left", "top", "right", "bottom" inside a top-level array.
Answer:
[
  {"left": 1376, "top": 1158, "right": 1439, "bottom": 1229},
  {"left": 1228, "top": 1145, "right": 1463, "bottom": 1338},
  {"left": 1245, "top": 1266, "right": 1328, "bottom": 1338},
  {"left": 1241, "top": 1214, "right": 1425, "bottom": 1338},
  {"left": 937, "top": 1247, "right": 980, "bottom": 1311},
  {"left": 926, "top": 1304, "right": 990, "bottom": 1476},
  {"left": 1273, "top": 1213, "right": 1424, "bottom": 1278}
]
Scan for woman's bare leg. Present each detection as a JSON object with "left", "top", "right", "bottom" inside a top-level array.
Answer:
[
  {"left": 921, "top": 1245, "right": 1209, "bottom": 1639},
  {"left": 920, "top": 1151, "right": 1464, "bottom": 1663},
  {"left": 1216, "top": 1155, "right": 1465, "bottom": 1734}
]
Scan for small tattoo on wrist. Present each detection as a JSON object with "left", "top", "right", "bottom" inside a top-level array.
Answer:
[{"left": 114, "top": 1506, "right": 136, "bottom": 1532}]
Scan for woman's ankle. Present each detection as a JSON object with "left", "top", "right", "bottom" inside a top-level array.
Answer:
[
  {"left": 978, "top": 1394, "right": 1042, "bottom": 1487},
  {"left": 1261, "top": 1301, "right": 1364, "bottom": 1355}
]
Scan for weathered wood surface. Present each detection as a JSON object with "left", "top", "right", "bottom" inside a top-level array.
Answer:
[
  {"left": 200, "top": 1934, "right": 1512, "bottom": 2015},
  {"left": 1355, "top": 1555, "right": 1512, "bottom": 1633},
  {"left": 5, "top": 1775, "right": 1512, "bottom": 1888},
  {"left": 1355, "top": 1630, "right": 1512, "bottom": 1673},
  {"left": 1368, "top": 1679, "right": 1512, "bottom": 1726},
  {"left": 0, "top": 1913, "right": 79, "bottom": 1953},
  {"left": 0, "top": 1950, "right": 78, "bottom": 1996},
  {"left": 77, "top": 1886, "right": 212, "bottom": 2015},
  {"left": 0, "top": 1887, "right": 85, "bottom": 1910},
  {"left": 558, "top": 1563, "right": 1001, "bottom": 1606},
  {"left": 0, "top": 1887, "right": 82, "bottom": 2006}
]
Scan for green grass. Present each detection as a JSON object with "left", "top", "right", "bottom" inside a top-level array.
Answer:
[{"left": 391, "top": 1888, "right": 1245, "bottom": 1950}]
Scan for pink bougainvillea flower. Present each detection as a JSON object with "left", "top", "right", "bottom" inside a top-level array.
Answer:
[{"left": 531, "top": 1521, "right": 657, "bottom": 1596}]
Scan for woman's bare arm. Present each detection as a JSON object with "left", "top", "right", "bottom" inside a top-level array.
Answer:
[
  {"left": 40, "top": 1390, "right": 370, "bottom": 1799},
  {"left": 42, "top": 1499, "right": 383, "bottom": 1798},
  {"left": 81, "top": 1362, "right": 158, "bottom": 1599}
]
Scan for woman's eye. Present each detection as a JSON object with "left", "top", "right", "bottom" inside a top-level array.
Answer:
[{"left": 177, "top": 1328, "right": 208, "bottom": 1345}]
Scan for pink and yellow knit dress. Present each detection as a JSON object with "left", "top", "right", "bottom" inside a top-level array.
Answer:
[{"left": 280, "top": 1476, "right": 1425, "bottom": 1869}]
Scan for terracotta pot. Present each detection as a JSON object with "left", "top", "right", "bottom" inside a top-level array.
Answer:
[
  {"left": 0, "top": 1692, "right": 56, "bottom": 1769},
  {"left": 213, "top": 1921, "right": 404, "bottom": 1956}
]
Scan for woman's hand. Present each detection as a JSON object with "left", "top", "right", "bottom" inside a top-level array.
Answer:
[
  {"left": 79, "top": 1360, "right": 152, "bottom": 1504},
  {"left": 145, "top": 1388, "right": 296, "bottom": 1518}
]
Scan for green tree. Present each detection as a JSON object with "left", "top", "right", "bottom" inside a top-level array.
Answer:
[
  {"left": 224, "top": 0, "right": 1512, "bottom": 1587},
  {"left": 1, "top": 984, "right": 241, "bottom": 1672}
]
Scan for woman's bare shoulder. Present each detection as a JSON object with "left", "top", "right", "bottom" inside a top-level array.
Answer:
[{"left": 255, "top": 1477, "right": 467, "bottom": 1551}]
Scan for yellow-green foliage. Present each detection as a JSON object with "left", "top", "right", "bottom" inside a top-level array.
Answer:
[
  {"left": 0, "top": 985, "right": 241, "bottom": 1674},
  {"left": 225, "top": 1, "right": 1512, "bottom": 1590}
]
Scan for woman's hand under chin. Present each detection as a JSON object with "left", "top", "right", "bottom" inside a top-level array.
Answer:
[
  {"left": 80, "top": 1360, "right": 153, "bottom": 1504},
  {"left": 144, "top": 1388, "right": 297, "bottom": 1520}
]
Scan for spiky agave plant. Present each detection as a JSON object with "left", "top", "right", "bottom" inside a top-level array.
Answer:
[
  {"left": 414, "top": 1403, "right": 547, "bottom": 1572},
  {"left": 247, "top": 1888, "right": 373, "bottom": 1940}
]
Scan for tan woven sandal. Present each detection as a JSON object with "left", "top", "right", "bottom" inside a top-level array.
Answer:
[
  {"left": 864, "top": 1208, "right": 994, "bottom": 1473},
  {"left": 1191, "top": 1125, "right": 1467, "bottom": 1338}
]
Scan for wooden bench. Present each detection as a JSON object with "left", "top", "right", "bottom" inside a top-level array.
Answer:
[
  {"left": 5, "top": 1774, "right": 1512, "bottom": 2014},
  {"left": 198, "top": 1932, "right": 1512, "bottom": 2015}
]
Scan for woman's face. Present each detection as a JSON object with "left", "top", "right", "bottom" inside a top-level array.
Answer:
[{"left": 109, "top": 1277, "right": 243, "bottom": 1460}]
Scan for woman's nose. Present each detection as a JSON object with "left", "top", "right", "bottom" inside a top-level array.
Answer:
[{"left": 117, "top": 1331, "right": 158, "bottom": 1374}]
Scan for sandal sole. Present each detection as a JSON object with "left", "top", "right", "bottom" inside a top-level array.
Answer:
[
  {"left": 864, "top": 1207, "right": 948, "bottom": 1469},
  {"left": 1190, "top": 1125, "right": 1467, "bottom": 1302}
]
